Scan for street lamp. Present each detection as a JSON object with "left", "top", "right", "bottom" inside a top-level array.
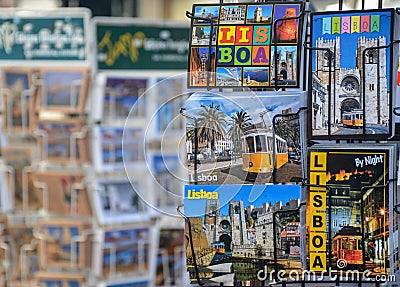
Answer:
[{"left": 180, "top": 108, "right": 198, "bottom": 185}]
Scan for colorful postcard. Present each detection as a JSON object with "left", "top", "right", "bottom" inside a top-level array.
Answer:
[
  {"left": 102, "top": 76, "right": 148, "bottom": 120},
  {"left": 33, "top": 171, "right": 91, "bottom": 216},
  {"left": 309, "top": 9, "right": 394, "bottom": 139},
  {"left": 37, "top": 119, "right": 89, "bottom": 163},
  {"left": 185, "top": 92, "right": 304, "bottom": 184},
  {"left": 188, "top": 2, "right": 304, "bottom": 88},
  {"left": 2, "top": 68, "right": 35, "bottom": 132},
  {"left": 155, "top": 229, "right": 185, "bottom": 286},
  {"left": 1, "top": 146, "right": 38, "bottom": 212},
  {"left": 307, "top": 144, "right": 396, "bottom": 276},
  {"left": 92, "top": 126, "right": 145, "bottom": 171},
  {"left": 102, "top": 227, "right": 150, "bottom": 276},
  {"left": 91, "top": 179, "right": 147, "bottom": 225},
  {"left": 37, "top": 68, "right": 89, "bottom": 113},
  {"left": 184, "top": 184, "right": 301, "bottom": 285},
  {"left": 38, "top": 219, "right": 91, "bottom": 270}
]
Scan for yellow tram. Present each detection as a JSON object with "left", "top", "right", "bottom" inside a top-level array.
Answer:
[
  {"left": 242, "top": 129, "right": 288, "bottom": 173},
  {"left": 342, "top": 109, "right": 363, "bottom": 128}
]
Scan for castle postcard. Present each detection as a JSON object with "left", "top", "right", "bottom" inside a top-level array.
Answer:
[
  {"left": 184, "top": 184, "right": 301, "bottom": 286},
  {"left": 185, "top": 91, "right": 305, "bottom": 185},
  {"left": 307, "top": 144, "right": 397, "bottom": 277},
  {"left": 309, "top": 9, "right": 394, "bottom": 140}
]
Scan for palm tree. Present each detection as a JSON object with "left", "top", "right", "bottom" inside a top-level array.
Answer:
[
  {"left": 196, "top": 103, "right": 227, "bottom": 159},
  {"left": 228, "top": 111, "right": 251, "bottom": 156}
]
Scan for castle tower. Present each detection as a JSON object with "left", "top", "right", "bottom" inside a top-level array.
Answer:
[
  {"left": 356, "top": 36, "right": 388, "bottom": 125},
  {"left": 315, "top": 37, "right": 341, "bottom": 84},
  {"left": 254, "top": 7, "right": 262, "bottom": 22},
  {"left": 229, "top": 200, "right": 247, "bottom": 246},
  {"left": 286, "top": 51, "right": 295, "bottom": 80},
  {"left": 204, "top": 199, "right": 220, "bottom": 245}
]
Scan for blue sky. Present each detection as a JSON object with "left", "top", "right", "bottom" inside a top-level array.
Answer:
[
  {"left": 312, "top": 10, "right": 392, "bottom": 72},
  {"left": 194, "top": 6, "right": 219, "bottom": 18},
  {"left": 185, "top": 92, "right": 303, "bottom": 127},
  {"left": 184, "top": 184, "right": 300, "bottom": 217}
]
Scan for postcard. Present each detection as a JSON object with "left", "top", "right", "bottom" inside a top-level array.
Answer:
[
  {"left": 2, "top": 68, "right": 35, "bottom": 132},
  {"left": 33, "top": 171, "right": 91, "bottom": 216},
  {"left": 188, "top": 2, "right": 305, "bottom": 88},
  {"left": 92, "top": 126, "right": 145, "bottom": 172},
  {"left": 309, "top": 9, "right": 394, "bottom": 139},
  {"left": 1, "top": 146, "right": 38, "bottom": 212},
  {"left": 184, "top": 184, "right": 301, "bottom": 285},
  {"left": 91, "top": 178, "right": 147, "bottom": 225},
  {"left": 36, "top": 67, "right": 89, "bottom": 113},
  {"left": 101, "top": 227, "right": 150, "bottom": 277},
  {"left": 185, "top": 92, "right": 305, "bottom": 185},
  {"left": 155, "top": 228, "right": 185, "bottom": 286},
  {"left": 307, "top": 144, "right": 396, "bottom": 275},
  {"left": 37, "top": 219, "right": 91, "bottom": 270},
  {"left": 37, "top": 119, "right": 89, "bottom": 163},
  {"left": 95, "top": 75, "right": 148, "bottom": 124}
]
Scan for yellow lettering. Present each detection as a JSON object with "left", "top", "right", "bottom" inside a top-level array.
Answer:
[{"left": 97, "top": 31, "right": 146, "bottom": 66}]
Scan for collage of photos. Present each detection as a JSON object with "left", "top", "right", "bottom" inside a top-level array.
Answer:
[
  {"left": 184, "top": 184, "right": 301, "bottom": 285},
  {"left": 188, "top": 2, "right": 304, "bottom": 88},
  {"left": 185, "top": 92, "right": 304, "bottom": 185},
  {"left": 309, "top": 9, "right": 394, "bottom": 139}
]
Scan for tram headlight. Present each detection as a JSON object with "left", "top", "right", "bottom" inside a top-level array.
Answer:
[{"left": 249, "top": 162, "right": 253, "bottom": 167}]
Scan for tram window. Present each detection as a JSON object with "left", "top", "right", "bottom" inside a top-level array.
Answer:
[
  {"left": 246, "top": 137, "right": 255, "bottom": 153},
  {"left": 255, "top": 135, "right": 267, "bottom": 152}
]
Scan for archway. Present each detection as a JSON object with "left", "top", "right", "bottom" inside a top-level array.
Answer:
[
  {"left": 219, "top": 234, "right": 232, "bottom": 252},
  {"left": 341, "top": 98, "right": 361, "bottom": 116},
  {"left": 279, "top": 69, "right": 287, "bottom": 80}
]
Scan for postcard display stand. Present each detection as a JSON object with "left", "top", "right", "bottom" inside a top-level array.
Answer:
[
  {"left": 0, "top": 10, "right": 189, "bottom": 287},
  {"left": 183, "top": 1, "right": 400, "bottom": 287}
]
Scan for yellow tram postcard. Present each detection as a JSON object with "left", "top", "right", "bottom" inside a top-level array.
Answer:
[
  {"left": 184, "top": 91, "right": 306, "bottom": 185},
  {"left": 184, "top": 184, "right": 301, "bottom": 286},
  {"left": 306, "top": 144, "right": 397, "bottom": 278}
]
